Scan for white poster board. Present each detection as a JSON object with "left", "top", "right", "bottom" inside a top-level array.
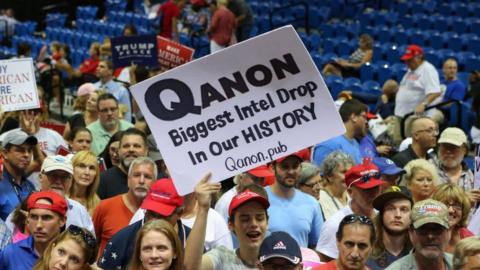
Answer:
[
  {"left": 0, "top": 58, "right": 39, "bottom": 112},
  {"left": 131, "top": 25, "right": 345, "bottom": 195}
]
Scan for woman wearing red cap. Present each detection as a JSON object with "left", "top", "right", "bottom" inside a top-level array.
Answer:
[{"left": 184, "top": 174, "right": 270, "bottom": 269}]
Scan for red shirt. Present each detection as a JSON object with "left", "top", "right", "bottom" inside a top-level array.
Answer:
[
  {"left": 209, "top": 6, "right": 236, "bottom": 46},
  {"left": 314, "top": 261, "right": 371, "bottom": 270},
  {"left": 158, "top": 0, "right": 180, "bottom": 39},
  {"left": 79, "top": 57, "right": 99, "bottom": 75}
]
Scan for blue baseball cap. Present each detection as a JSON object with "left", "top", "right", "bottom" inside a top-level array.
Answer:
[
  {"left": 373, "top": 157, "right": 405, "bottom": 176},
  {"left": 258, "top": 231, "right": 302, "bottom": 265}
]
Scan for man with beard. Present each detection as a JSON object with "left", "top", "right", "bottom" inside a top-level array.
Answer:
[
  {"left": 93, "top": 156, "right": 157, "bottom": 260},
  {"left": 434, "top": 128, "right": 478, "bottom": 198},
  {"left": 316, "top": 160, "right": 385, "bottom": 261},
  {"left": 386, "top": 199, "right": 452, "bottom": 270},
  {"left": 0, "top": 191, "right": 67, "bottom": 270},
  {"left": 266, "top": 149, "right": 324, "bottom": 248},
  {"left": 313, "top": 99, "right": 369, "bottom": 166},
  {"left": 314, "top": 214, "right": 376, "bottom": 270},
  {"left": 367, "top": 186, "right": 413, "bottom": 269},
  {"left": 392, "top": 116, "right": 437, "bottom": 168},
  {"left": 97, "top": 128, "right": 147, "bottom": 199},
  {"left": 87, "top": 93, "right": 133, "bottom": 155}
]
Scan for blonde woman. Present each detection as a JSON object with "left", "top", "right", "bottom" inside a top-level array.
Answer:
[
  {"left": 68, "top": 151, "right": 100, "bottom": 215},
  {"left": 433, "top": 184, "right": 474, "bottom": 253},
  {"left": 403, "top": 159, "right": 439, "bottom": 202},
  {"left": 453, "top": 236, "right": 480, "bottom": 270},
  {"left": 33, "top": 225, "right": 97, "bottom": 270}
]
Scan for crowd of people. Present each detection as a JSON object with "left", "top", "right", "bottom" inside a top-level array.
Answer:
[{"left": 0, "top": 0, "right": 480, "bottom": 269}]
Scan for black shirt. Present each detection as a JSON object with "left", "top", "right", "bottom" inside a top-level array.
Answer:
[
  {"left": 391, "top": 145, "right": 420, "bottom": 168},
  {"left": 98, "top": 166, "right": 128, "bottom": 200}
]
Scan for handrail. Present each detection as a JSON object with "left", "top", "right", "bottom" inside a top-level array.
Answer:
[
  {"left": 400, "top": 99, "right": 461, "bottom": 138},
  {"left": 269, "top": 2, "right": 309, "bottom": 34}
]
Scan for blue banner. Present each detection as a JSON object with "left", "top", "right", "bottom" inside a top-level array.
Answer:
[{"left": 111, "top": 35, "right": 158, "bottom": 67}]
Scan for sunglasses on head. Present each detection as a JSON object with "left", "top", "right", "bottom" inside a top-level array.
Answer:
[
  {"left": 341, "top": 214, "right": 373, "bottom": 226},
  {"left": 348, "top": 172, "right": 380, "bottom": 188},
  {"left": 67, "top": 225, "right": 97, "bottom": 263}
]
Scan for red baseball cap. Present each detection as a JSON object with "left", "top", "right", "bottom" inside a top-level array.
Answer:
[
  {"left": 228, "top": 189, "right": 270, "bottom": 217},
  {"left": 275, "top": 148, "right": 311, "bottom": 164},
  {"left": 248, "top": 164, "right": 275, "bottom": 186},
  {"left": 27, "top": 190, "right": 68, "bottom": 217},
  {"left": 367, "top": 112, "right": 377, "bottom": 119},
  {"left": 140, "top": 178, "right": 184, "bottom": 217},
  {"left": 400, "top": 44, "right": 423, "bottom": 61},
  {"left": 344, "top": 161, "right": 385, "bottom": 189}
]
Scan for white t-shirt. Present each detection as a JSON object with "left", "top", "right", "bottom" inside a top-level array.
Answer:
[
  {"left": 214, "top": 187, "right": 238, "bottom": 223},
  {"left": 181, "top": 209, "right": 233, "bottom": 251},
  {"left": 0, "top": 127, "right": 68, "bottom": 156},
  {"left": 205, "top": 246, "right": 257, "bottom": 270},
  {"left": 394, "top": 61, "right": 441, "bottom": 117},
  {"left": 130, "top": 208, "right": 233, "bottom": 251},
  {"left": 315, "top": 205, "right": 353, "bottom": 259}
]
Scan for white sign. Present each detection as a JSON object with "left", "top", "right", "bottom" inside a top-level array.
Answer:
[
  {"left": 0, "top": 58, "right": 39, "bottom": 112},
  {"left": 131, "top": 26, "right": 345, "bottom": 195}
]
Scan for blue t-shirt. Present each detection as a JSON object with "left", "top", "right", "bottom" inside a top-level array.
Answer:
[
  {"left": 442, "top": 79, "right": 466, "bottom": 102},
  {"left": 312, "top": 135, "right": 362, "bottom": 166},
  {"left": 265, "top": 187, "right": 324, "bottom": 248},
  {"left": 359, "top": 134, "right": 378, "bottom": 158},
  {"left": 0, "top": 236, "right": 38, "bottom": 270},
  {"left": 0, "top": 170, "right": 35, "bottom": 221}
]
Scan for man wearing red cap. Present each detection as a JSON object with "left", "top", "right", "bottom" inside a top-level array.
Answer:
[
  {"left": 316, "top": 160, "right": 385, "bottom": 261},
  {"left": 98, "top": 178, "right": 190, "bottom": 269},
  {"left": 394, "top": 44, "right": 442, "bottom": 118},
  {"left": 185, "top": 174, "right": 269, "bottom": 269},
  {"left": 0, "top": 190, "right": 68, "bottom": 270},
  {"left": 266, "top": 149, "right": 324, "bottom": 249},
  {"left": 214, "top": 164, "right": 274, "bottom": 223}
]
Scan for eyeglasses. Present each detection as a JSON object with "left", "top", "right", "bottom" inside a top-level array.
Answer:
[
  {"left": 348, "top": 172, "right": 380, "bottom": 188},
  {"left": 445, "top": 202, "right": 462, "bottom": 211},
  {"left": 415, "top": 128, "right": 439, "bottom": 136},
  {"left": 68, "top": 225, "right": 96, "bottom": 248},
  {"left": 340, "top": 214, "right": 374, "bottom": 226},
  {"left": 301, "top": 181, "right": 320, "bottom": 188}
]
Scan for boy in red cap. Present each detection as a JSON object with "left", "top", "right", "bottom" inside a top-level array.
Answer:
[
  {"left": 185, "top": 173, "right": 270, "bottom": 269},
  {"left": 316, "top": 159, "right": 385, "bottom": 262},
  {"left": 0, "top": 191, "right": 67, "bottom": 270}
]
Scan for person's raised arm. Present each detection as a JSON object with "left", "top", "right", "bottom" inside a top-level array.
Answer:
[{"left": 184, "top": 173, "right": 220, "bottom": 270}]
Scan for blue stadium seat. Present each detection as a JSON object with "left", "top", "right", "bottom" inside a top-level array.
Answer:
[
  {"left": 377, "top": 63, "right": 393, "bottom": 85},
  {"left": 467, "top": 36, "right": 480, "bottom": 54},
  {"left": 336, "top": 40, "right": 352, "bottom": 56},
  {"left": 328, "top": 80, "right": 345, "bottom": 99},
  {"left": 360, "top": 62, "right": 376, "bottom": 81},
  {"left": 308, "top": 33, "right": 321, "bottom": 51},
  {"left": 344, "top": 77, "right": 361, "bottom": 87},
  {"left": 362, "top": 80, "right": 381, "bottom": 92},
  {"left": 465, "top": 55, "right": 480, "bottom": 72},
  {"left": 392, "top": 29, "right": 408, "bottom": 45}
]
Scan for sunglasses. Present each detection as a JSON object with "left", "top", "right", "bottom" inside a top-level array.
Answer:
[
  {"left": 348, "top": 172, "right": 380, "bottom": 188},
  {"left": 67, "top": 225, "right": 97, "bottom": 263},
  {"left": 341, "top": 214, "right": 373, "bottom": 226}
]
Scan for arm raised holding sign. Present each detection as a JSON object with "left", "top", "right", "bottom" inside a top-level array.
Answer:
[{"left": 184, "top": 173, "right": 220, "bottom": 270}]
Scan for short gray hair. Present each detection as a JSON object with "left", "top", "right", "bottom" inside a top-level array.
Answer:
[
  {"left": 128, "top": 156, "right": 158, "bottom": 180},
  {"left": 298, "top": 162, "right": 320, "bottom": 186},
  {"left": 321, "top": 151, "right": 355, "bottom": 177}
]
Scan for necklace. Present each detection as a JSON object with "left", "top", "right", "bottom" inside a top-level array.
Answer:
[{"left": 235, "top": 249, "right": 256, "bottom": 268}]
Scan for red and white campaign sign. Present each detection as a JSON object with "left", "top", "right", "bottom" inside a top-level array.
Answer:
[
  {"left": 157, "top": 36, "right": 195, "bottom": 69},
  {"left": 0, "top": 58, "right": 39, "bottom": 112}
]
